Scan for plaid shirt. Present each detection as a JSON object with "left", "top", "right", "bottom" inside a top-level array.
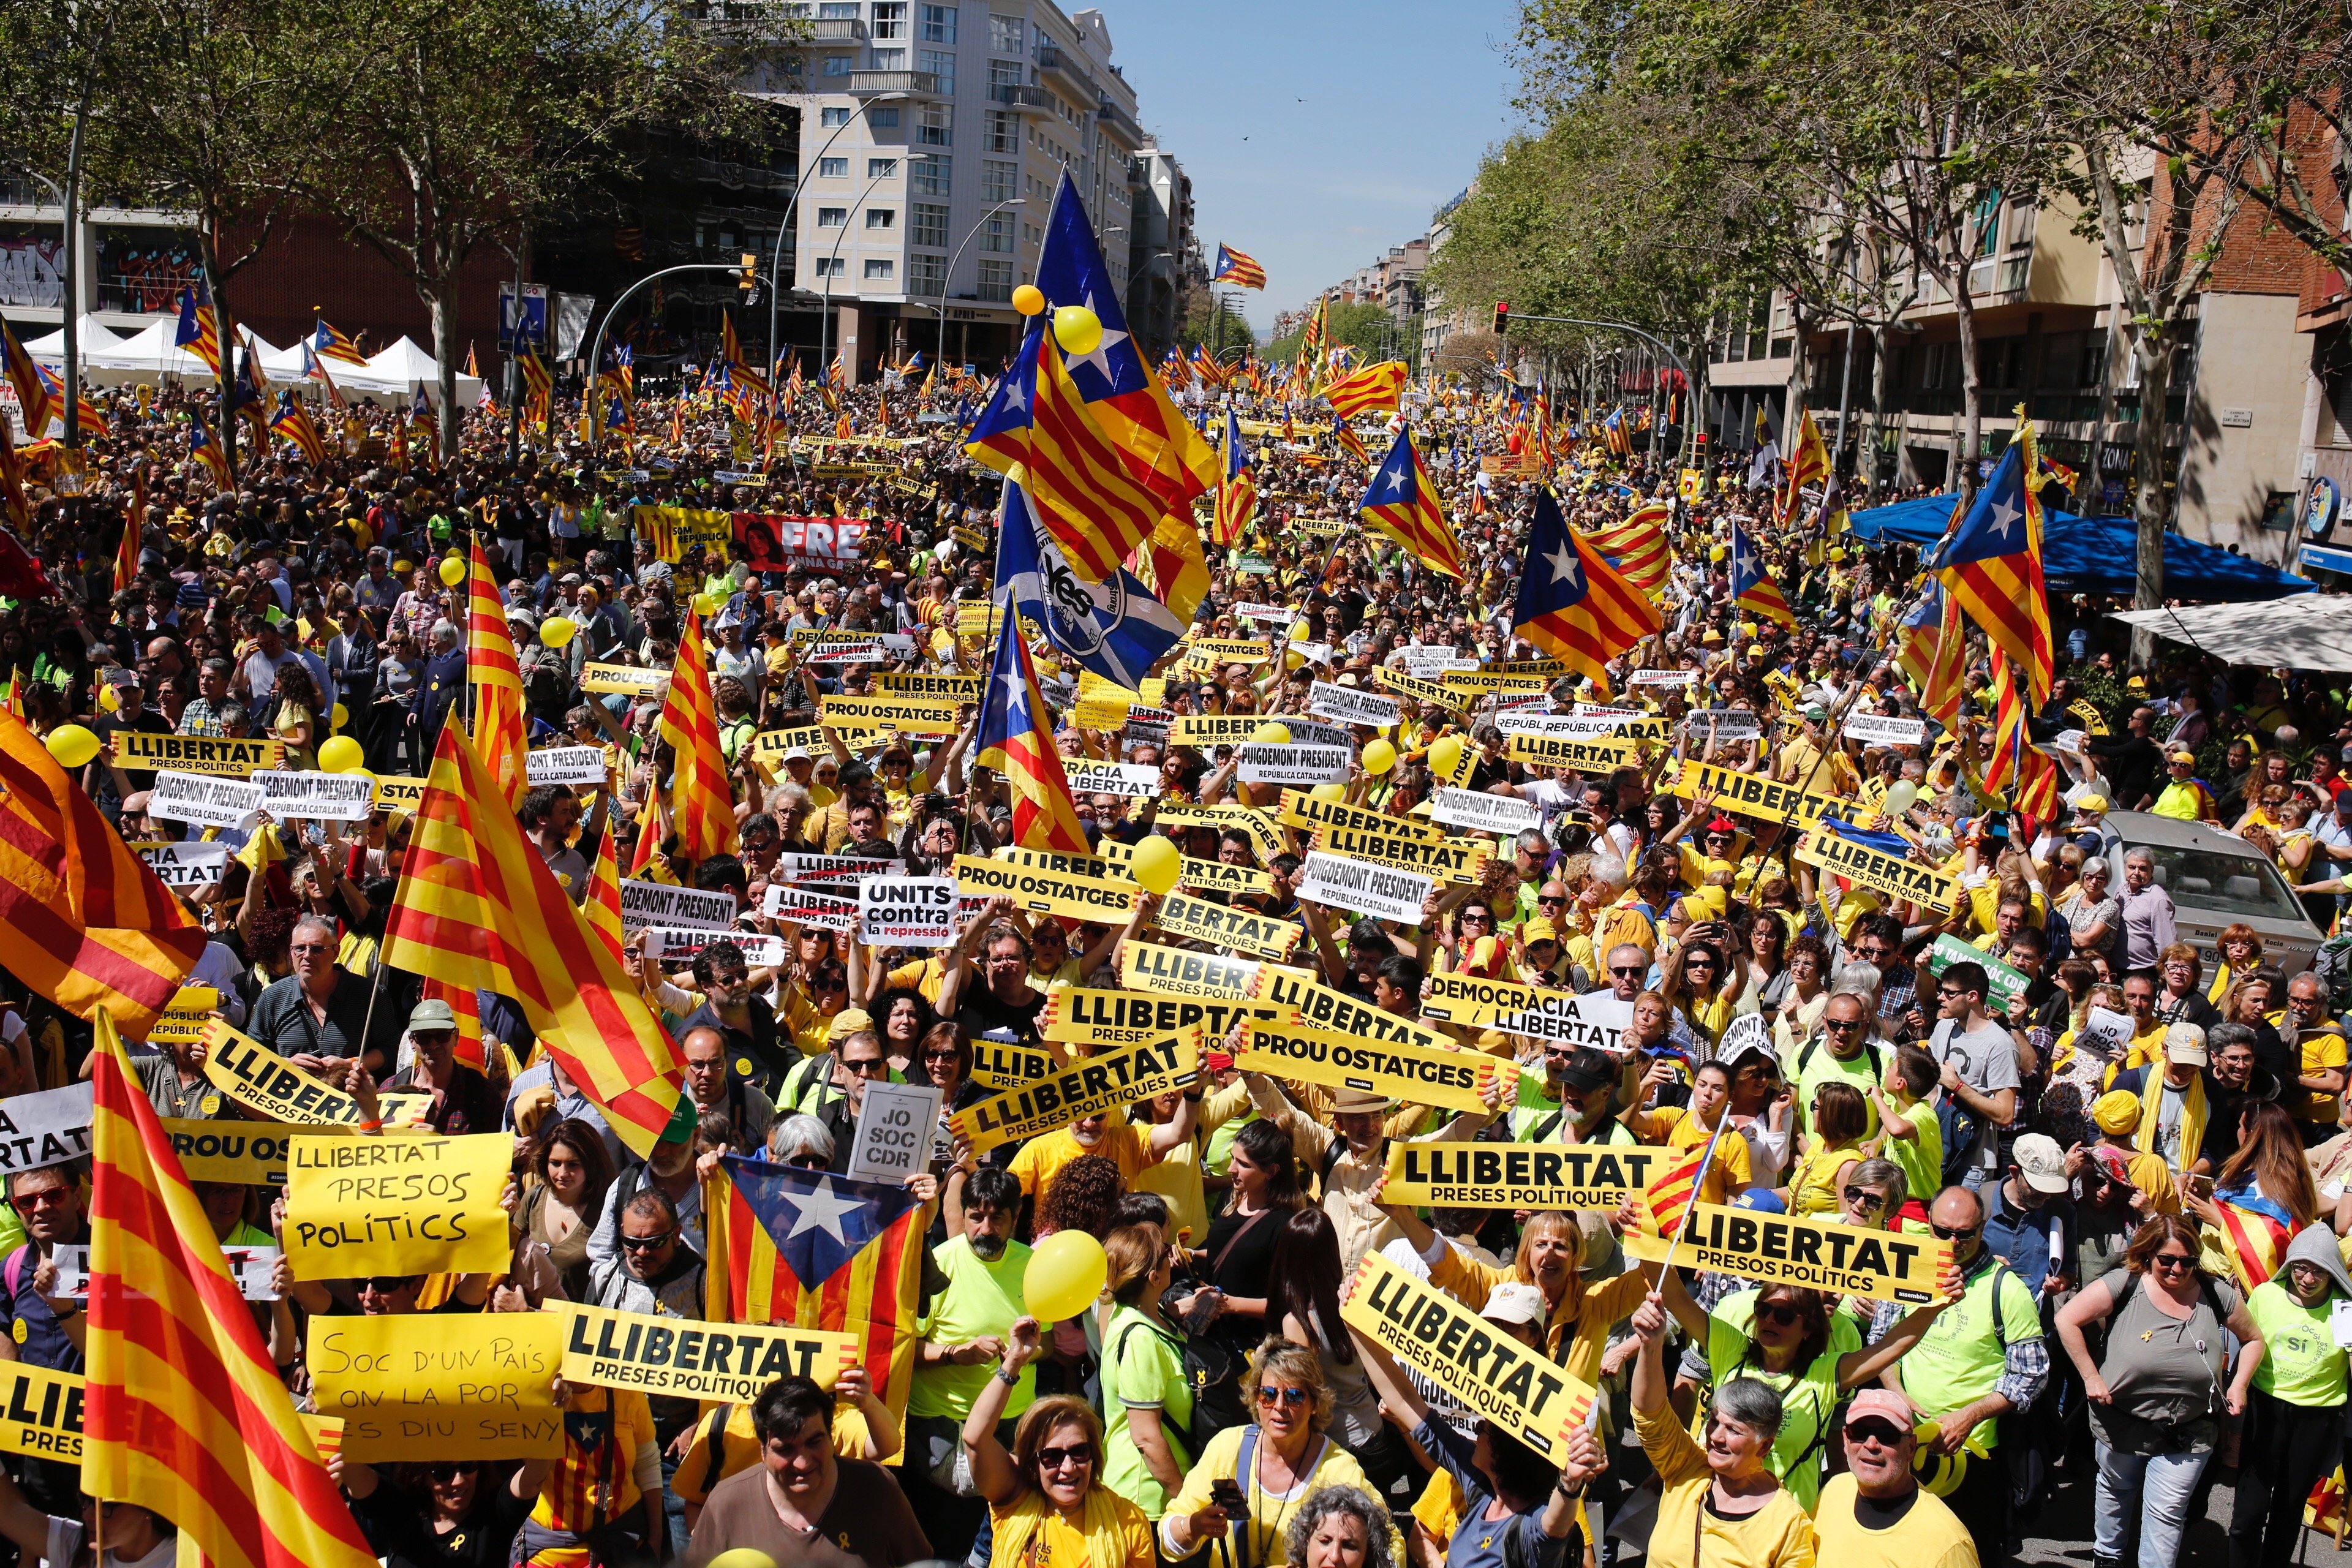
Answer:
[
  {"left": 176, "top": 698, "right": 245, "bottom": 738},
  {"left": 1875, "top": 963, "right": 1919, "bottom": 1039}
]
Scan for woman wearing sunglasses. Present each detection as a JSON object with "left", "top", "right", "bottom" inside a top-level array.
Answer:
[
  {"left": 2053, "top": 1213, "right": 2266, "bottom": 1568},
  {"left": 965, "top": 1317, "right": 1156, "bottom": 1568},
  {"left": 1161, "top": 1339, "right": 1393, "bottom": 1568},
  {"left": 336, "top": 1456, "right": 528, "bottom": 1568}
]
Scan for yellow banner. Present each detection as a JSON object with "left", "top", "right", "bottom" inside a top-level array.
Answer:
[
  {"left": 952, "top": 855, "right": 1139, "bottom": 923},
  {"left": 200, "top": 1022, "right": 370, "bottom": 1126},
  {"left": 1617, "top": 1203, "right": 1952, "bottom": 1304},
  {"left": 1341, "top": 1249, "right": 1594, "bottom": 1461},
  {"left": 0, "top": 1364, "right": 81, "bottom": 1461},
  {"left": 949, "top": 1028, "right": 1202, "bottom": 1153},
  {"left": 283, "top": 1133, "right": 515, "bottom": 1278},
  {"left": 1147, "top": 895, "right": 1304, "bottom": 963},
  {"left": 1041, "top": 989, "right": 1286, "bottom": 1049},
  {"left": 1235, "top": 1019, "right": 1506, "bottom": 1115},
  {"left": 1168, "top": 715, "right": 1288, "bottom": 747},
  {"left": 1096, "top": 837, "right": 1272, "bottom": 895},
  {"left": 1504, "top": 733, "right": 1646, "bottom": 771},
  {"left": 1183, "top": 638, "right": 1273, "bottom": 665},
  {"left": 580, "top": 663, "right": 670, "bottom": 696},
  {"left": 1120, "top": 941, "right": 1267, "bottom": 998},
  {"left": 970, "top": 1038, "right": 1066, "bottom": 1091},
  {"left": 1256, "top": 965, "right": 1457, "bottom": 1054},
  {"left": 553, "top": 1303, "right": 858, "bottom": 1403},
  {"left": 309, "top": 1316, "right": 565, "bottom": 1460},
  {"left": 748, "top": 723, "right": 892, "bottom": 762},
  {"left": 1380, "top": 1141, "right": 1668, "bottom": 1210},
  {"left": 995, "top": 846, "right": 1136, "bottom": 884},
  {"left": 1657, "top": 760, "right": 1850, "bottom": 830},
  {"left": 372, "top": 775, "right": 429, "bottom": 812},
  {"left": 2066, "top": 698, "right": 2109, "bottom": 737},
  {"left": 110, "top": 732, "right": 283, "bottom": 777},
  {"left": 1275, "top": 788, "right": 1445, "bottom": 844},
  {"left": 1153, "top": 802, "right": 1286, "bottom": 860},
  {"left": 159, "top": 1117, "right": 303, "bottom": 1184},
  {"left": 1439, "top": 671, "right": 1551, "bottom": 694},
  {"left": 1372, "top": 668, "right": 1468, "bottom": 712},
  {"left": 875, "top": 673, "right": 981, "bottom": 702},
  {"left": 818, "top": 696, "right": 963, "bottom": 735},
  {"left": 1308, "top": 824, "right": 1490, "bottom": 884},
  {"left": 1795, "top": 825, "right": 1958, "bottom": 915}
]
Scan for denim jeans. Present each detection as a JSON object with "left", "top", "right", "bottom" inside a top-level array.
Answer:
[{"left": 2095, "top": 1442, "right": 2213, "bottom": 1568}]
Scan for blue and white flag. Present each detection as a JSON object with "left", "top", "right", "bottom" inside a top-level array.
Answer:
[{"left": 993, "top": 476, "right": 1182, "bottom": 689}]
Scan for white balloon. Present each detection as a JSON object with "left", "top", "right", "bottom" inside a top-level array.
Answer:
[{"left": 1882, "top": 779, "right": 1920, "bottom": 817}]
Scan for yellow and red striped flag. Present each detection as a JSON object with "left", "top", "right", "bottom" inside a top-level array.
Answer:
[
  {"left": 382, "top": 723, "right": 686, "bottom": 1157},
  {"left": 464, "top": 538, "right": 529, "bottom": 807},
  {"left": 0, "top": 710, "right": 203, "bottom": 1036},
  {"left": 1580, "top": 503, "right": 1671, "bottom": 598},
  {"left": 585, "top": 823, "right": 629, "bottom": 968},
  {"left": 657, "top": 609, "right": 739, "bottom": 862},
  {"left": 419, "top": 973, "right": 485, "bottom": 1072},
  {"left": 112, "top": 500, "right": 140, "bottom": 594},
  {"left": 1321, "top": 360, "right": 1408, "bottom": 420},
  {"left": 83, "top": 1009, "right": 377, "bottom": 1568}
]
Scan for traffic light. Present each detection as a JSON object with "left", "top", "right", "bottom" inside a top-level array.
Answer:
[
  {"left": 1493, "top": 301, "right": 1510, "bottom": 334},
  {"left": 738, "top": 253, "right": 758, "bottom": 293}
]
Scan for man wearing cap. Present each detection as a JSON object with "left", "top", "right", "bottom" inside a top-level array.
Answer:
[
  {"left": 1812, "top": 1387, "right": 1977, "bottom": 1568},
  {"left": 2150, "top": 746, "right": 2219, "bottom": 823},
  {"left": 2073, "top": 1090, "right": 2180, "bottom": 1216},
  {"left": 589, "top": 1100, "right": 708, "bottom": 1278},
  {"left": 1980, "top": 1131, "right": 2075, "bottom": 1297},
  {"left": 2107, "top": 1022, "right": 2217, "bottom": 1174},
  {"left": 381, "top": 998, "right": 501, "bottom": 1136}
]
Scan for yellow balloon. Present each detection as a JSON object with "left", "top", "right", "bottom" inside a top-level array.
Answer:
[
  {"left": 317, "top": 735, "right": 366, "bottom": 774},
  {"left": 1011, "top": 283, "right": 1046, "bottom": 317},
  {"left": 96, "top": 684, "right": 120, "bottom": 713},
  {"left": 1288, "top": 620, "right": 1310, "bottom": 642},
  {"left": 43, "top": 725, "right": 99, "bottom": 769},
  {"left": 1253, "top": 721, "right": 1291, "bottom": 745},
  {"left": 1130, "top": 835, "right": 1182, "bottom": 896},
  {"left": 1310, "top": 782, "right": 1346, "bottom": 803},
  {"left": 330, "top": 701, "right": 349, "bottom": 730},
  {"left": 692, "top": 594, "right": 718, "bottom": 617},
  {"left": 1362, "top": 737, "right": 1398, "bottom": 775},
  {"left": 707, "top": 1552, "right": 779, "bottom": 1568},
  {"left": 438, "top": 554, "right": 466, "bottom": 587},
  {"left": 540, "top": 615, "right": 579, "bottom": 648},
  {"left": 1428, "top": 734, "right": 1464, "bottom": 779},
  {"left": 1023, "top": 1229, "right": 1108, "bottom": 1323},
  {"left": 1709, "top": 544, "right": 1727, "bottom": 563},
  {"left": 1052, "top": 305, "right": 1103, "bottom": 356}
]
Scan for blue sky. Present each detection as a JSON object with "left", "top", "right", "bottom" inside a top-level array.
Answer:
[{"left": 1086, "top": 1, "right": 1525, "bottom": 334}]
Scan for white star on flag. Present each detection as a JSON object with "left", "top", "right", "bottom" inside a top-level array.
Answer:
[
  {"left": 1063, "top": 292, "right": 1130, "bottom": 383},
  {"left": 1986, "top": 496, "right": 2021, "bottom": 540},
  {"left": 782, "top": 1175, "right": 862, "bottom": 1243},
  {"left": 1547, "top": 542, "right": 1582, "bottom": 591}
]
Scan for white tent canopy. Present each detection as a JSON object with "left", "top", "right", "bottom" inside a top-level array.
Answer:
[
  {"left": 76, "top": 318, "right": 280, "bottom": 382},
  {"left": 337, "top": 336, "right": 485, "bottom": 407},
  {"left": 22, "top": 317, "right": 124, "bottom": 361},
  {"left": 53, "top": 321, "right": 481, "bottom": 407},
  {"left": 2109, "top": 597, "right": 2352, "bottom": 671}
]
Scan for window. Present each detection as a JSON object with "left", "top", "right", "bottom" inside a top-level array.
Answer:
[
  {"left": 982, "top": 159, "right": 1016, "bottom": 202},
  {"left": 918, "top": 48, "right": 954, "bottom": 94},
  {"left": 870, "top": 47, "right": 905, "bottom": 69},
  {"left": 817, "top": 0, "right": 857, "bottom": 13},
  {"left": 868, "top": 157, "right": 899, "bottom": 178},
  {"left": 911, "top": 155, "right": 949, "bottom": 195},
  {"left": 864, "top": 258, "right": 895, "bottom": 279},
  {"left": 982, "top": 213, "right": 1013, "bottom": 252},
  {"left": 813, "top": 256, "right": 845, "bottom": 277},
  {"left": 816, "top": 207, "right": 848, "bottom": 227},
  {"left": 909, "top": 254, "right": 946, "bottom": 295},
  {"left": 977, "top": 259, "right": 1012, "bottom": 300},
  {"left": 818, "top": 156, "right": 848, "bottom": 178},
  {"left": 821, "top": 54, "right": 851, "bottom": 75},
  {"left": 865, "top": 208, "right": 896, "bottom": 228},
  {"left": 871, "top": 1, "right": 904, "bottom": 36},
  {"left": 821, "top": 105, "right": 852, "bottom": 127},
  {"left": 990, "top": 12, "right": 1021, "bottom": 51},
  {"left": 988, "top": 57, "right": 1022, "bottom": 94},
  {"left": 911, "top": 203, "right": 949, "bottom": 247},
  {"left": 920, "top": 4, "right": 956, "bottom": 43},
  {"left": 868, "top": 105, "right": 900, "bottom": 127},
  {"left": 984, "top": 109, "right": 1017, "bottom": 153},
  {"left": 917, "top": 102, "right": 951, "bottom": 146}
]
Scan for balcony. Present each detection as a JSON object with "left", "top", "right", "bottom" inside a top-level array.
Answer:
[
  {"left": 989, "top": 83, "right": 1049, "bottom": 110},
  {"left": 851, "top": 69, "right": 941, "bottom": 98},
  {"left": 1097, "top": 96, "right": 1142, "bottom": 146},
  {"left": 805, "top": 16, "right": 864, "bottom": 39},
  {"left": 1035, "top": 42, "right": 1093, "bottom": 99}
]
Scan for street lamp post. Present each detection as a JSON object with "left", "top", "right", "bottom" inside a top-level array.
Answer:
[
  {"left": 918, "top": 197, "right": 1023, "bottom": 375},
  {"left": 816, "top": 162, "right": 894, "bottom": 384},
  {"left": 766, "top": 94, "right": 905, "bottom": 370}
]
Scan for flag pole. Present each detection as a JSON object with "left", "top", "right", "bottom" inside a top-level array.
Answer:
[{"left": 1654, "top": 1112, "right": 1730, "bottom": 1279}]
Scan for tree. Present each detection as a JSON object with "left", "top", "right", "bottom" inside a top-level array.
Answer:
[
  {"left": 295, "top": 0, "right": 794, "bottom": 450},
  {"left": 1264, "top": 300, "right": 1398, "bottom": 368},
  {"left": 1176, "top": 281, "right": 1252, "bottom": 358}
]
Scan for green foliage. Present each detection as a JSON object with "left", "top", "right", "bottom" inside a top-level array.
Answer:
[{"left": 1264, "top": 301, "right": 1398, "bottom": 368}]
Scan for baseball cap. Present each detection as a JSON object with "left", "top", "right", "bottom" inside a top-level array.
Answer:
[
  {"left": 2165, "top": 1022, "right": 2209, "bottom": 1065},
  {"left": 1847, "top": 1388, "right": 1915, "bottom": 1429},
  {"left": 2075, "top": 794, "right": 2109, "bottom": 814},
  {"left": 406, "top": 999, "right": 459, "bottom": 1034},
  {"left": 2013, "top": 1132, "right": 2069, "bottom": 1194},
  {"left": 827, "top": 1009, "right": 874, "bottom": 1044},
  {"left": 2168, "top": 747, "right": 2196, "bottom": 762},
  {"left": 1553, "top": 1047, "right": 1619, "bottom": 1093},
  {"left": 1520, "top": 919, "right": 1559, "bottom": 948},
  {"left": 782, "top": 746, "right": 813, "bottom": 763},
  {"left": 1480, "top": 1283, "right": 1548, "bottom": 1327}
]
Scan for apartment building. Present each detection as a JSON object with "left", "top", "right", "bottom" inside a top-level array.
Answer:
[
  {"left": 751, "top": 0, "right": 1159, "bottom": 383},
  {"left": 1125, "top": 142, "right": 1199, "bottom": 361}
]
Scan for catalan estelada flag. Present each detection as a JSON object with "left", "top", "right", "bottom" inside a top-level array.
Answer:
[
  {"left": 175, "top": 284, "right": 222, "bottom": 375},
  {"left": 1, "top": 317, "right": 52, "bottom": 438},
  {"left": 83, "top": 1009, "right": 375, "bottom": 1568},
  {"left": 976, "top": 601, "right": 1088, "bottom": 851},
  {"left": 32, "top": 360, "right": 104, "bottom": 437},
  {"left": 657, "top": 610, "right": 739, "bottom": 861},
  {"left": 382, "top": 724, "right": 685, "bottom": 1157},
  {"left": 1581, "top": 502, "right": 1670, "bottom": 598},
  {"left": 1356, "top": 428, "right": 1463, "bottom": 578},
  {"left": 269, "top": 393, "right": 329, "bottom": 468},
  {"left": 1728, "top": 521, "right": 1794, "bottom": 627},
  {"left": 310, "top": 314, "right": 367, "bottom": 366},
  {"left": 1512, "top": 489, "right": 1661, "bottom": 684},
  {"left": 1210, "top": 244, "right": 1266, "bottom": 289},
  {"left": 1776, "top": 406, "right": 1830, "bottom": 524},
  {"left": 464, "top": 539, "right": 529, "bottom": 807},
  {"left": 190, "top": 415, "right": 233, "bottom": 489},
  {"left": 1213, "top": 409, "right": 1255, "bottom": 547},
  {"left": 2208, "top": 1188, "right": 2298, "bottom": 1292},
  {"left": 1929, "top": 434, "right": 2052, "bottom": 706},
  {"left": 706, "top": 1159, "right": 922, "bottom": 1446},
  {"left": 1322, "top": 359, "right": 1408, "bottom": 420},
  {"left": 1894, "top": 582, "right": 1945, "bottom": 698},
  {"left": 0, "top": 710, "right": 203, "bottom": 1036}
]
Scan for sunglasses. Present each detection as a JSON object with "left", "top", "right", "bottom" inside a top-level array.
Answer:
[
  {"left": 1537, "top": 894, "right": 1566, "bottom": 905},
  {"left": 1755, "top": 1301, "right": 1802, "bottom": 1328},
  {"left": 620, "top": 1231, "right": 675, "bottom": 1253},
  {"left": 922, "top": 1048, "right": 963, "bottom": 1061},
  {"left": 1822, "top": 1017, "right": 1862, "bottom": 1033},
  {"left": 1845, "top": 1419, "right": 1908, "bottom": 1448},
  {"left": 1842, "top": 1186, "right": 1887, "bottom": 1209},
  {"left": 843, "top": 1057, "right": 891, "bottom": 1076},
  {"left": 1254, "top": 1385, "right": 1311, "bottom": 1409},
  {"left": 1610, "top": 966, "right": 1646, "bottom": 978},
  {"left": 2151, "top": 1253, "right": 2196, "bottom": 1272},
  {"left": 428, "top": 1463, "right": 481, "bottom": 1482},
  {"left": 357, "top": 1276, "right": 420, "bottom": 1294},
  {"left": 1036, "top": 1443, "right": 1094, "bottom": 1470},
  {"left": 1931, "top": 1224, "right": 1981, "bottom": 1242}
]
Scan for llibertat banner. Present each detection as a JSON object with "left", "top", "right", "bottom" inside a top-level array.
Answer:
[
  {"left": 1120, "top": 941, "right": 1265, "bottom": 998},
  {"left": 1308, "top": 824, "right": 1490, "bottom": 884},
  {"left": 1042, "top": 988, "right": 1286, "bottom": 1049},
  {"left": 1379, "top": 1140, "right": 1668, "bottom": 1210},
  {"left": 1794, "top": 824, "right": 1958, "bottom": 915},
  {"left": 949, "top": 1028, "right": 1201, "bottom": 1152},
  {"left": 1618, "top": 1203, "right": 1953, "bottom": 1304},
  {"left": 1148, "top": 894, "right": 1303, "bottom": 962}
]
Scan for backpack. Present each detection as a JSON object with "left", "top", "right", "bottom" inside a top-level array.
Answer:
[
  {"left": 2313, "top": 930, "right": 2352, "bottom": 1016},
  {"left": 1110, "top": 1317, "right": 1218, "bottom": 1457}
]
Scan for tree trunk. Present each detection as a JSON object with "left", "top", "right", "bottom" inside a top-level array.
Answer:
[
  {"left": 2132, "top": 332, "right": 2174, "bottom": 620},
  {"left": 1952, "top": 281, "right": 1981, "bottom": 500},
  {"left": 1864, "top": 324, "right": 1891, "bottom": 504},
  {"left": 431, "top": 284, "right": 461, "bottom": 456}
]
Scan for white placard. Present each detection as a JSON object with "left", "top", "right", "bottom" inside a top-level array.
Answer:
[
  {"left": 1427, "top": 789, "right": 1542, "bottom": 836},
  {"left": 1842, "top": 712, "right": 1928, "bottom": 748},
  {"left": 1308, "top": 682, "right": 1404, "bottom": 729},
  {"left": 646, "top": 927, "right": 788, "bottom": 965},
  {"left": 1238, "top": 744, "right": 1352, "bottom": 786},
  {"left": 1235, "top": 602, "right": 1291, "bottom": 623},
  {"left": 1291, "top": 642, "right": 1335, "bottom": 668},
  {"left": 2332, "top": 1298, "right": 2352, "bottom": 1349},
  {"left": 618, "top": 878, "right": 737, "bottom": 932},
  {"left": 135, "top": 840, "right": 230, "bottom": 888},
  {"left": 53, "top": 1241, "right": 278, "bottom": 1302},
  {"left": 1064, "top": 763, "right": 1162, "bottom": 799},
  {"left": 1630, "top": 669, "right": 1698, "bottom": 687},
  {"left": 846, "top": 1080, "right": 946, "bottom": 1185},
  {"left": 1401, "top": 646, "right": 1480, "bottom": 677},
  {"left": 2079, "top": 1006, "right": 2134, "bottom": 1060},
  {"left": 1679, "top": 708, "right": 1762, "bottom": 738},
  {"left": 859, "top": 876, "right": 959, "bottom": 948},
  {"left": 1494, "top": 992, "right": 1637, "bottom": 1052},
  {"left": 762, "top": 886, "right": 859, "bottom": 930},
  {"left": 1712, "top": 1011, "right": 1774, "bottom": 1068},
  {"left": 149, "top": 771, "right": 266, "bottom": 828},
  {"left": 252, "top": 770, "right": 379, "bottom": 822},
  {"left": 1298, "top": 851, "right": 1432, "bottom": 924},
  {"left": 0, "top": 1084, "right": 94, "bottom": 1175},
  {"left": 526, "top": 746, "right": 609, "bottom": 785},
  {"left": 1498, "top": 710, "right": 1632, "bottom": 739},
  {"left": 774, "top": 853, "right": 905, "bottom": 885}
]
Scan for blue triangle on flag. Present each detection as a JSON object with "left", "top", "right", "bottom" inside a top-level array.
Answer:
[{"left": 722, "top": 1156, "right": 919, "bottom": 1292}]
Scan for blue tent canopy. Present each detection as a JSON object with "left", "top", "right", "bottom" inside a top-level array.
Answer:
[{"left": 1847, "top": 493, "right": 2313, "bottom": 602}]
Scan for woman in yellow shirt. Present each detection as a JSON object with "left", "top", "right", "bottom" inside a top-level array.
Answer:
[
  {"left": 968, "top": 1318, "right": 1156, "bottom": 1568},
  {"left": 1781, "top": 1082, "right": 1869, "bottom": 1218}
]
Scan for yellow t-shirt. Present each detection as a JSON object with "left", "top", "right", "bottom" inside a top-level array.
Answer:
[
  {"left": 1632, "top": 1399, "right": 1819, "bottom": 1568},
  {"left": 2300, "top": 1026, "right": 2350, "bottom": 1126},
  {"left": 1810, "top": 1474, "right": 1975, "bottom": 1568},
  {"left": 1635, "top": 1107, "right": 1753, "bottom": 1207},
  {"left": 990, "top": 1498, "right": 1157, "bottom": 1568},
  {"left": 1784, "top": 1140, "right": 1865, "bottom": 1218},
  {"left": 1158, "top": 1427, "right": 1396, "bottom": 1567},
  {"left": 1011, "top": 1120, "right": 1155, "bottom": 1198}
]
